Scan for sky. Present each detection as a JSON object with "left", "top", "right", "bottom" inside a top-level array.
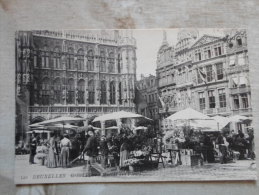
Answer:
[{"left": 133, "top": 29, "right": 225, "bottom": 79}]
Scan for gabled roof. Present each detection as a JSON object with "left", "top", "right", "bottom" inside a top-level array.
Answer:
[{"left": 191, "top": 34, "right": 222, "bottom": 48}]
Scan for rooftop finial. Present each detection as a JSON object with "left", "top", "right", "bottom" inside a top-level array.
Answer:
[{"left": 162, "top": 30, "right": 167, "bottom": 44}]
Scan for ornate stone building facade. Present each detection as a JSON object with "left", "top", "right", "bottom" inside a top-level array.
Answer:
[
  {"left": 16, "top": 30, "right": 137, "bottom": 138},
  {"left": 156, "top": 29, "right": 252, "bottom": 132},
  {"left": 136, "top": 74, "right": 159, "bottom": 121}
]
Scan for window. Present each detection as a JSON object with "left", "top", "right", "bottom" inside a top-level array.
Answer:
[
  {"left": 195, "top": 51, "right": 201, "bottom": 61},
  {"left": 53, "top": 47, "right": 61, "bottom": 69},
  {"left": 197, "top": 68, "right": 204, "bottom": 84},
  {"left": 87, "top": 50, "right": 94, "bottom": 71},
  {"left": 41, "top": 50, "right": 49, "bottom": 68},
  {"left": 67, "top": 79, "right": 75, "bottom": 104},
  {"left": 77, "top": 49, "right": 84, "bottom": 71},
  {"left": 41, "top": 78, "right": 50, "bottom": 105},
  {"left": 241, "top": 94, "right": 248, "bottom": 108},
  {"left": 199, "top": 92, "right": 205, "bottom": 110},
  {"left": 238, "top": 54, "right": 245, "bottom": 65},
  {"left": 100, "top": 80, "right": 107, "bottom": 104},
  {"left": 204, "top": 47, "right": 211, "bottom": 59},
  {"left": 233, "top": 95, "right": 239, "bottom": 109},
  {"left": 88, "top": 80, "right": 95, "bottom": 104},
  {"left": 237, "top": 37, "right": 242, "bottom": 46},
  {"left": 118, "top": 82, "right": 122, "bottom": 105},
  {"left": 108, "top": 52, "right": 115, "bottom": 73},
  {"left": 206, "top": 65, "right": 213, "bottom": 82},
  {"left": 77, "top": 79, "right": 85, "bottom": 104},
  {"left": 100, "top": 51, "right": 106, "bottom": 72},
  {"left": 214, "top": 46, "right": 222, "bottom": 57},
  {"left": 208, "top": 90, "right": 215, "bottom": 108},
  {"left": 218, "top": 89, "right": 226, "bottom": 108},
  {"left": 216, "top": 63, "right": 223, "bottom": 80},
  {"left": 53, "top": 78, "right": 62, "bottom": 104},
  {"left": 67, "top": 48, "right": 74, "bottom": 70},
  {"left": 110, "top": 81, "right": 116, "bottom": 104}
]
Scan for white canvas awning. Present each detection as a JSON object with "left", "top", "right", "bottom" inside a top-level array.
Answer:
[
  {"left": 232, "top": 77, "right": 238, "bottom": 85},
  {"left": 31, "top": 116, "right": 86, "bottom": 126},
  {"left": 239, "top": 76, "right": 247, "bottom": 86},
  {"left": 166, "top": 107, "right": 211, "bottom": 121},
  {"left": 93, "top": 111, "right": 151, "bottom": 122},
  {"left": 228, "top": 115, "right": 251, "bottom": 123}
]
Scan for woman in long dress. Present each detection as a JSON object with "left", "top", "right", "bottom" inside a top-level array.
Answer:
[
  {"left": 119, "top": 137, "right": 130, "bottom": 168},
  {"left": 46, "top": 132, "right": 57, "bottom": 168}
]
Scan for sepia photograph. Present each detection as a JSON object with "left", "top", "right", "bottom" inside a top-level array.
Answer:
[{"left": 14, "top": 29, "right": 256, "bottom": 184}]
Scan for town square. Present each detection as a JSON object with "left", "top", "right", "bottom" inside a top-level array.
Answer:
[{"left": 15, "top": 29, "right": 256, "bottom": 184}]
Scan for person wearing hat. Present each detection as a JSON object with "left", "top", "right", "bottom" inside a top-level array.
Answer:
[
  {"left": 60, "top": 134, "right": 72, "bottom": 168},
  {"left": 82, "top": 129, "right": 98, "bottom": 164},
  {"left": 29, "top": 131, "right": 37, "bottom": 164}
]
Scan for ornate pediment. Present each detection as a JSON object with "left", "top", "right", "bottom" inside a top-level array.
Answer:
[{"left": 191, "top": 35, "right": 221, "bottom": 48}]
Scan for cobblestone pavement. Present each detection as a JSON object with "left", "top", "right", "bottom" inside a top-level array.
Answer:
[{"left": 15, "top": 155, "right": 257, "bottom": 183}]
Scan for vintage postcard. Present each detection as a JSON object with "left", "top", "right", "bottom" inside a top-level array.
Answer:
[{"left": 15, "top": 29, "right": 256, "bottom": 184}]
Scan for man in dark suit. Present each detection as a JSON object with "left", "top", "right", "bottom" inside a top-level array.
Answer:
[{"left": 29, "top": 131, "right": 37, "bottom": 164}]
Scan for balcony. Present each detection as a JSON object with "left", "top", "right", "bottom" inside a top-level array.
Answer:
[
  {"left": 227, "top": 65, "right": 249, "bottom": 74},
  {"left": 232, "top": 108, "right": 252, "bottom": 115},
  {"left": 229, "top": 86, "right": 251, "bottom": 95},
  {"left": 201, "top": 107, "right": 231, "bottom": 116},
  {"left": 29, "top": 105, "right": 135, "bottom": 116}
]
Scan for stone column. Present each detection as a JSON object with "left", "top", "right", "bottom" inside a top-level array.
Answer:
[
  {"left": 215, "top": 88, "right": 219, "bottom": 110},
  {"left": 247, "top": 93, "right": 252, "bottom": 108},
  {"left": 101, "top": 121, "right": 105, "bottom": 136},
  {"left": 115, "top": 80, "right": 120, "bottom": 106},
  {"left": 238, "top": 94, "right": 242, "bottom": 109},
  {"left": 131, "top": 118, "right": 136, "bottom": 130},
  {"left": 107, "top": 79, "right": 110, "bottom": 106},
  {"left": 205, "top": 89, "right": 209, "bottom": 112},
  {"left": 85, "top": 79, "right": 88, "bottom": 105}
]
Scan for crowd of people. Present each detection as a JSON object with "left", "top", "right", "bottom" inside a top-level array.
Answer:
[
  {"left": 27, "top": 125, "right": 156, "bottom": 171},
  {"left": 179, "top": 129, "right": 255, "bottom": 164}
]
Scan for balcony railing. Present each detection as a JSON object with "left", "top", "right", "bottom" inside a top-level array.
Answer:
[
  {"left": 29, "top": 106, "right": 135, "bottom": 115},
  {"left": 227, "top": 65, "right": 249, "bottom": 74},
  {"left": 232, "top": 108, "right": 252, "bottom": 115},
  {"left": 229, "top": 86, "right": 251, "bottom": 95},
  {"left": 201, "top": 107, "right": 231, "bottom": 115}
]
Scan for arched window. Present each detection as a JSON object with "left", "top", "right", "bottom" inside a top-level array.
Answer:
[
  {"left": 87, "top": 50, "right": 94, "bottom": 71},
  {"left": 53, "top": 47, "right": 61, "bottom": 69},
  {"left": 53, "top": 78, "right": 62, "bottom": 104},
  {"left": 77, "top": 49, "right": 84, "bottom": 70},
  {"left": 88, "top": 80, "right": 95, "bottom": 104},
  {"left": 118, "top": 82, "right": 122, "bottom": 105},
  {"left": 41, "top": 77, "right": 50, "bottom": 105},
  {"left": 78, "top": 79, "right": 85, "bottom": 104},
  {"left": 108, "top": 52, "right": 115, "bottom": 73},
  {"left": 67, "top": 48, "right": 74, "bottom": 70},
  {"left": 41, "top": 46, "right": 49, "bottom": 68},
  {"left": 100, "top": 50, "right": 106, "bottom": 72},
  {"left": 236, "top": 36, "right": 242, "bottom": 46},
  {"left": 110, "top": 81, "right": 116, "bottom": 104},
  {"left": 117, "top": 54, "right": 121, "bottom": 73},
  {"left": 67, "top": 79, "right": 75, "bottom": 104},
  {"left": 100, "top": 80, "right": 107, "bottom": 104}
]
